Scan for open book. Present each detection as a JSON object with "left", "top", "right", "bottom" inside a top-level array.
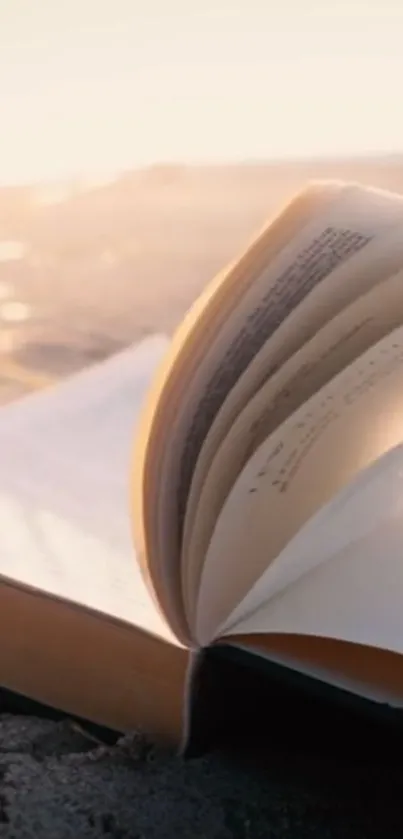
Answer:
[{"left": 4, "top": 180, "right": 403, "bottom": 752}]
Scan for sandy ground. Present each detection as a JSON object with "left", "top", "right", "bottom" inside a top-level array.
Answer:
[
  {"left": 0, "top": 713, "right": 402, "bottom": 838},
  {"left": 2, "top": 160, "right": 403, "bottom": 836}
]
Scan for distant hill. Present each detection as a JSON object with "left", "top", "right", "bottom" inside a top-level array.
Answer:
[{"left": 0, "top": 155, "right": 402, "bottom": 379}]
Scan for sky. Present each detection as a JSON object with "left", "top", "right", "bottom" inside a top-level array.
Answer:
[{"left": 1, "top": 0, "right": 403, "bottom": 184}]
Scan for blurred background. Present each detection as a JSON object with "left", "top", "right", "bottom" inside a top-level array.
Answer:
[{"left": 1, "top": 0, "right": 403, "bottom": 399}]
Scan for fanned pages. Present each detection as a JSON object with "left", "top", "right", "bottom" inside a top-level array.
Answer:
[
  {"left": 134, "top": 182, "right": 347, "bottom": 640},
  {"left": 195, "top": 324, "right": 403, "bottom": 642},
  {"left": 181, "top": 227, "right": 403, "bottom": 618},
  {"left": 183, "top": 264, "right": 403, "bottom": 621}
]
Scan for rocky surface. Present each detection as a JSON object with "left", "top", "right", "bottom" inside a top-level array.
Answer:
[{"left": 0, "top": 714, "right": 401, "bottom": 838}]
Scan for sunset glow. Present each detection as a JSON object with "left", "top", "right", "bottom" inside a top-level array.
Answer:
[{"left": 1, "top": 0, "right": 403, "bottom": 184}]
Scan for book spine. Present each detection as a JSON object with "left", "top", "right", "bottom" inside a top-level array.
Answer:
[{"left": 179, "top": 647, "right": 225, "bottom": 758}]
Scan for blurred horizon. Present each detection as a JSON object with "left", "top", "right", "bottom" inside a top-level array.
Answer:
[{"left": 3, "top": 151, "right": 403, "bottom": 196}]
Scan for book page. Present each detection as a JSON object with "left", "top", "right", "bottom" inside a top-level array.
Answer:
[
  {"left": 0, "top": 335, "right": 176, "bottom": 644},
  {"left": 182, "top": 225, "right": 403, "bottom": 562},
  {"left": 173, "top": 185, "right": 403, "bottom": 532},
  {"left": 220, "top": 441, "right": 403, "bottom": 634},
  {"left": 222, "top": 499, "right": 403, "bottom": 661},
  {"left": 232, "top": 635, "right": 403, "bottom": 709},
  {"left": 134, "top": 182, "right": 341, "bottom": 639},
  {"left": 182, "top": 265, "right": 403, "bottom": 620},
  {"left": 195, "top": 325, "right": 403, "bottom": 644},
  {"left": 135, "top": 182, "right": 403, "bottom": 643}
]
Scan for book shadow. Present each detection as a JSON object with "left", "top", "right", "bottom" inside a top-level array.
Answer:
[{"left": 186, "top": 644, "right": 403, "bottom": 767}]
